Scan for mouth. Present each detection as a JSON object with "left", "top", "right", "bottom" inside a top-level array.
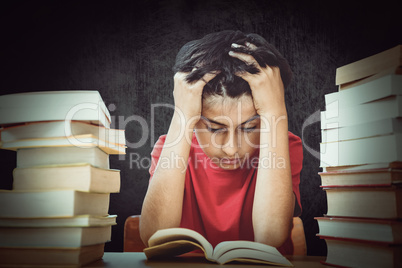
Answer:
[{"left": 220, "top": 158, "right": 241, "bottom": 165}]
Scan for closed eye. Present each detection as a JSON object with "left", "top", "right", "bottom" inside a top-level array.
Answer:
[
  {"left": 207, "top": 126, "right": 227, "bottom": 133},
  {"left": 241, "top": 126, "right": 257, "bottom": 132}
]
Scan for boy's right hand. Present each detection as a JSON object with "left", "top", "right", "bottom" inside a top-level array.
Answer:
[{"left": 173, "top": 71, "right": 218, "bottom": 128}]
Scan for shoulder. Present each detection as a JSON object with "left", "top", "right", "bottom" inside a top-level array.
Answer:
[
  {"left": 288, "top": 131, "right": 302, "bottom": 154},
  {"left": 288, "top": 131, "right": 303, "bottom": 173},
  {"left": 288, "top": 131, "right": 302, "bottom": 146}
]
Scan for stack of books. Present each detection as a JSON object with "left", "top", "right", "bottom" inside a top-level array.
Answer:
[
  {"left": 317, "top": 45, "right": 402, "bottom": 268},
  {"left": 0, "top": 91, "right": 125, "bottom": 267}
]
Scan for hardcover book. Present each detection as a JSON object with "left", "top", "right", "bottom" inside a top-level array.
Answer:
[
  {"left": 324, "top": 185, "right": 402, "bottom": 219},
  {"left": 316, "top": 216, "right": 402, "bottom": 243},
  {"left": 321, "top": 236, "right": 402, "bottom": 268}
]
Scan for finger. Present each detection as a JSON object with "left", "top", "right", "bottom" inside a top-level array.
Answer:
[
  {"left": 196, "top": 71, "right": 220, "bottom": 86},
  {"left": 175, "top": 70, "right": 219, "bottom": 89},
  {"left": 229, "top": 50, "right": 262, "bottom": 72},
  {"left": 231, "top": 43, "right": 246, "bottom": 49},
  {"left": 233, "top": 69, "right": 254, "bottom": 81},
  {"left": 231, "top": 42, "right": 257, "bottom": 52},
  {"left": 245, "top": 42, "right": 257, "bottom": 50},
  {"left": 174, "top": 72, "right": 188, "bottom": 80}
]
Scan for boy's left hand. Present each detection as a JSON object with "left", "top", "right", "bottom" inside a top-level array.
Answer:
[{"left": 229, "top": 43, "right": 287, "bottom": 117}]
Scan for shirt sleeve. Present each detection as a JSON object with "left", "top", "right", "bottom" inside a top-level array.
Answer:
[
  {"left": 148, "top": 135, "right": 167, "bottom": 180},
  {"left": 288, "top": 132, "right": 303, "bottom": 216}
]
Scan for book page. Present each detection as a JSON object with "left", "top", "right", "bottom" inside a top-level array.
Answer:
[
  {"left": 147, "top": 228, "right": 213, "bottom": 258},
  {"left": 213, "top": 240, "right": 280, "bottom": 259},
  {"left": 144, "top": 240, "right": 203, "bottom": 259},
  {"left": 215, "top": 248, "right": 293, "bottom": 266}
]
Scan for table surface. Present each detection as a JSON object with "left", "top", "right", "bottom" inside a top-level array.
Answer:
[{"left": 86, "top": 252, "right": 329, "bottom": 268}]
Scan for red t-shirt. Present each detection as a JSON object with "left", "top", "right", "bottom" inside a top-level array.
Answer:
[{"left": 149, "top": 131, "right": 303, "bottom": 255}]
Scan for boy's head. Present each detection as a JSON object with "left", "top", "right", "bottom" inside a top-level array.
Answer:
[
  {"left": 173, "top": 30, "right": 292, "bottom": 99},
  {"left": 174, "top": 31, "right": 292, "bottom": 169}
]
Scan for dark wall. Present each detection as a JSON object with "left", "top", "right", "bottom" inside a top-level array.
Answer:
[{"left": 0, "top": 0, "right": 400, "bottom": 256}]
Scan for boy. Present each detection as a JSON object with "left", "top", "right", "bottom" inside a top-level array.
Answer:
[{"left": 140, "top": 30, "right": 302, "bottom": 254}]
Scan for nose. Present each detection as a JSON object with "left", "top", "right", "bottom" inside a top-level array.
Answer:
[{"left": 221, "top": 130, "right": 239, "bottom": 157}]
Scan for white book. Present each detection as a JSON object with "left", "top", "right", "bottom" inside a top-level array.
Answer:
[
  {"left": 320, "top": 133, "right": 402, "bottom": 167},
  {"left": 16, "top": 147, "right": 109, "bottom": 169},
  {"left": 0, "top": 91, "right": 111, "bottom": 127},
  {"left": 321, "top": 95, "right": 402, "bottom": 130},
  {"left": 325, "top": 74, "right": 402, "bottom": 109},
  {"left": 0, "top": 190, "right": 110, "bottom": 218},
  {"left": 0, "top": 215, "right": 117, "bottom": 227},
  {"left": 0, "top": 120, "right": 125, "bottom": 145},
  {"left": 0, "top": 226, "right": 111, "bottom": 247},
  {"left": 321, "top": 118, "right": 402, "bottom": 143},
  {"left": 13, "top": 164, "right": 120, "bottom": 193},
  {"left": 1, "top": 134, "right": 126, "bottom": 155}
]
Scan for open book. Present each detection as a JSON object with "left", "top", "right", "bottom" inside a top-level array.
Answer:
[{"left": 144, "top": 228, "right": 293, "bottom": 266}]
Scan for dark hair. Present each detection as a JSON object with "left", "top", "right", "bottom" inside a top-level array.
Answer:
[{"left": 173, "top": 30, "right": 292, "bottom": 98}]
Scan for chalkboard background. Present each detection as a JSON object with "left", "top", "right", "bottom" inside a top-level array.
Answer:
[{"left": 0, "top": 0, "right": 400, "bottom": 256}]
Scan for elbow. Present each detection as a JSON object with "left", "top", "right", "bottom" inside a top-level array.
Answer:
[
  {"left": 139, "top": 218, "right": 151, "bottom": 247},
  {"left": 139, "top": 210, "right": 158, "bottom": 248},
  {"left": 139, "top": 232, "right": 150, "bottom": 248},
  {"left": 254, "top": 222, "right": 292, "bottom": 248},
  {"left": 139, "top": 208, "right": 182, "bottom": 247},
  {"left": 254, "top": 232, "right": 289, "bottom": 248}
]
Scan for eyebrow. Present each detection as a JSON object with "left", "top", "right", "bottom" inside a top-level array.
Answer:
[{"left": 201, "top": 114, "right": 260, "bottom": 127}]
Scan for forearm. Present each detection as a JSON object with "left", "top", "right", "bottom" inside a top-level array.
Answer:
[
  {"left": 252, "top": 111, "right": 294, "bottom": 247},
  {"left": 140, "top": 114, "right": 194, "bottom": 246}
]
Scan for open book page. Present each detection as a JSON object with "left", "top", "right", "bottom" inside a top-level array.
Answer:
[
  {"left": 213, "top": 241, "right": 293, "bottom": 266},
  {"left": 144, "top": 240, "right": 204, "bottom": 259},
  {"left": 145, "top": 228, "right": 293, "bottom": 266},
  {"left": 146, "top": 228, "right": 213, "bottom": 259},
  {"left": 215, "top": 248, "right": 293, "bottom": 266}
]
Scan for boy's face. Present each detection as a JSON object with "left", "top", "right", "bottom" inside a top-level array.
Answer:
[{"left": 194, "top": 94, "right": 260, "bottom": 170}]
